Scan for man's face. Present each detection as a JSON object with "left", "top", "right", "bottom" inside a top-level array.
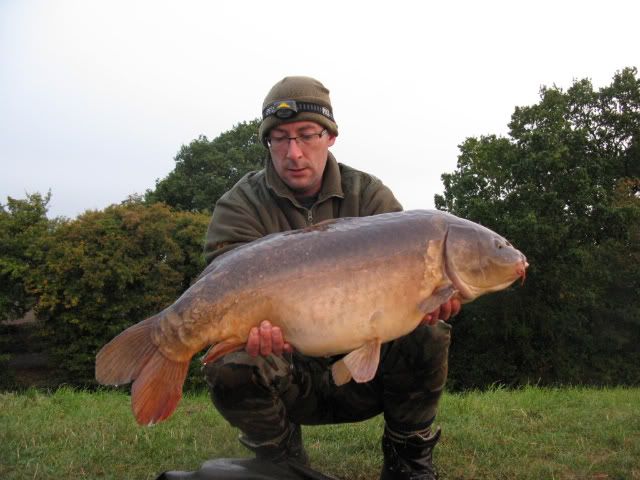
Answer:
[{"left": 267, "top": 121, "right": 336, "bottom": 197}]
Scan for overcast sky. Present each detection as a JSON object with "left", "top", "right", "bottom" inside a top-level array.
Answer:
[{"left": 1, "top": 0, "right": 638, "bottom": 219}]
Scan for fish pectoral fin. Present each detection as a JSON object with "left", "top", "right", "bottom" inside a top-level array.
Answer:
[
  {"left": 342, "top": 339, "right": 382, "bottom": 384},
  {"left": 201, "top": 340, "right": 244, "bottom": 365},
  {"left": 331, "top": 359, "right": 352, "bottom": 386},
  {"left": 331, "top": 341, "right": 380, "bottom": 387},
  {"left": 418, "top": 285, "right": 457, "bottom": 315}
]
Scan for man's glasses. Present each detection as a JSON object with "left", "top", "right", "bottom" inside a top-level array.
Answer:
[{"left": 267, "top": 129, "right": 327, "bottom": 149}]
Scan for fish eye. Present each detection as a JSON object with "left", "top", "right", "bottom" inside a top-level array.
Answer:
[{"left": 494, "top": 239, "right": 512, "bottom": 250}]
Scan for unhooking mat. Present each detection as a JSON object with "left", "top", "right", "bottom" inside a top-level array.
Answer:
[{"left": 155, "top": 458, "right": 341, "bottom": 480}]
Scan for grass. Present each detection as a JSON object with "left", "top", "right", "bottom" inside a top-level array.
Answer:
[{"left": 1, "top": 386, "right": 638, "bottom": 479}]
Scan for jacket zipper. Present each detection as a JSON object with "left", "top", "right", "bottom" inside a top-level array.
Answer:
[{"left": 307, "top": 209, "right": 313, "bottom": 225}]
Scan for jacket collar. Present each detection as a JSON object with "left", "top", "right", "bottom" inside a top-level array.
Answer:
[{"left": 265, "top": 152, "right": 344, "bottom": 207}]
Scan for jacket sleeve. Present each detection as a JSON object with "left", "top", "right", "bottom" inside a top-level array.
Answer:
[
  {"left": 203, "top": 188, "right": 267, "bottom": 265},
  {"left": 360, "top": 176, "right": 403, "bottom": 216}
]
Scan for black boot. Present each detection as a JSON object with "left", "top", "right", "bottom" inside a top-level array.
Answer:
[
  {"left": 380, "top": 425, "right": 441, "bottom": 480},
  {"left": 239, "top": 423, "right": 310, "bottom": 466}
]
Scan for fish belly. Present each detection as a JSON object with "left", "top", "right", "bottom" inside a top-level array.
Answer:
[{"left": 268, "top": 260, "right": 429, "bottom": 356}]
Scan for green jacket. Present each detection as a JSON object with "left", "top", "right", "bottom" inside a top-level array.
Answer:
[{"left": 204, "top": 152, "right": 403, "bottom": 264}]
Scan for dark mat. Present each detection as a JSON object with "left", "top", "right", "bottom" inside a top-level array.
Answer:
[{"left": 156, "top": 458, "right": 340, "bottom": 480}]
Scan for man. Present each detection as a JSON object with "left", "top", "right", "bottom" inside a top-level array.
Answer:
[{"left": 203, "top": 76, "right": 460, "bottom": 480}]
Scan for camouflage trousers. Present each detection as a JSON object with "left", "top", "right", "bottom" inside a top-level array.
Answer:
[{"left": 203, "top": 321, "right": 452, "bottom": 444}]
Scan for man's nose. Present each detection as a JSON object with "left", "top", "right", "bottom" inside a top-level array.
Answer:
[{"left": 286, "top": 138, "right": 303, "bottom": 159}]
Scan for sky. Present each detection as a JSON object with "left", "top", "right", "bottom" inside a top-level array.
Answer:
[{"left": 1, "top": 0, "right": 638, "bottom": 219}]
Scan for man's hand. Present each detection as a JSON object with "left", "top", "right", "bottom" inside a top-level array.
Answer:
[
  {"left": 421, "top": 298, "right": 461, "bottom": 326},
  {"left": 246, "top": 320, "right": 294, "bottom": 357}
]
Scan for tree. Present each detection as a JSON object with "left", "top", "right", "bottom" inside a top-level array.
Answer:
[
  {"left": 145, "top": 119, "right": 266, "bottom": 212},
  {"left": 27, "top": 201, "right": 210, "bottom": 385},
  {"left": 435, "top": 67, "right": 640, "bottom": 388},
  {"left": 0, "top": 192, "right": 58, "bottom": 321}
]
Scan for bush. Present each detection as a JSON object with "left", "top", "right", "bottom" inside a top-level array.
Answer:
[{"left": 27, "top": 201, "right": 210, "bottom": 386}]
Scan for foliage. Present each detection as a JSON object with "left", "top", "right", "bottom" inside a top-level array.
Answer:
[
  {"left": 26, "top": 201, "right": 210, "bottom": 385},
  {"left": 4, "top": 69, "right": 638, "bottom": 393},
  {"left": 0, "top": 192, "right": 58, "bottom": 321},
  {"left": 145, "top": 119, "right": 266, "bottom": 212},
  {"left": 436, "top": 67, "right": 640, "bottom": 388}
]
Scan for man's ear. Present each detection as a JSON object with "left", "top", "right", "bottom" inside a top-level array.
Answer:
[{"left": 327, "top": 133, "right": 337, "bottom": 147}]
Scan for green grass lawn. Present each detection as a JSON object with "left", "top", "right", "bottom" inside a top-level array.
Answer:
[{"left": 1, "top": 386, "right": 638, "bottom": 479}]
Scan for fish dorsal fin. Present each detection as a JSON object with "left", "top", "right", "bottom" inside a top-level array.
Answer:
[
  {"left": 333, "top": 339, "right": 381, "bottom": 386},
  {"left": 418, "top": 285, "right": 457, "bottom": 315}
]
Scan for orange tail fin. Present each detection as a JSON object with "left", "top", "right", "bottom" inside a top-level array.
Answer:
[
  {"left": 95, "top": 315, "right": 189, "bottom": 425},
  {"left": 131, "top": 349, "right": 189, "bottom": 425}
]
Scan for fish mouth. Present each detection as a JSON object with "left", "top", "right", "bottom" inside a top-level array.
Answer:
[
  {"left": 516, "top": 259, "right": 529, "bottom": 285},
  {"left": 445, "top": 258, "right": 529, "bottom": 302}
]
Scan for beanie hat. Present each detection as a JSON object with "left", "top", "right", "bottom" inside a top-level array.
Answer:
[{"left": 258, "top": 76, "right": 338, "bottom": 144}]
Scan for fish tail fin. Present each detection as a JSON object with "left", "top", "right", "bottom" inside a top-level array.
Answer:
[
  {"left": 131, "top": 349, "right": 189, "bottom": 425},
  {"left": 95, "top": 315, "right": 159, "bottom": 385},
  {"left": 95, "top": 314, "right": 189, "bottom": 425}
]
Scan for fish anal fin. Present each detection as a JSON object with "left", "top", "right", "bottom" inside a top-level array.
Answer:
[
  {"left": 331, "top": 359, "right": 352, "bottom": 386},
  {"left": 201, "top": 339, "right": 244, "bottom": 365},
  {"left": 418, "top": 285, "right": 457, "bottom": 315},
  {"left": 131, "top": 351, "right": 190, "bottom": 426},
  {"left": 342, "top": 339, "right": 381, "bottom": 384}
]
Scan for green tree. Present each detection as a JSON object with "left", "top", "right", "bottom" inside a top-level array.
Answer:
[
  {"left": 0, "top": 192, "right": 58, "bottom": 321},
  {"left": 435, "top": 67, "right": 640, "bottom": 388},
  {"left": 27, "top": 201, "right": 210, "bottom": 385},
  {"left": 145, "top": 119, "right": 266, "bottom": 212}
]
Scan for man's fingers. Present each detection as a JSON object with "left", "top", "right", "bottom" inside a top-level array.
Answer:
[
  {"left": 451, "top": 298, "right": 462, "bottom": 317},
  {"left": 440, "top": 301, "right": 452, "bottom": 321},
  {"left": 271, "top": 326, "right": 284, "bottom": 356},
  {"left": 260, "top": 321, "right": 272, "bottom": 356},
  {"left": 246, "top": 327, "right": 260, "bottom": 357},
  {"left": 247, "top": 320, "right": 293, "bottom": 357},
  {"left": 430, "top": 306, "right": 441, "bottom": 324},
  {"left": 420, "top": 299, "right": 462, "bottom": 326}
]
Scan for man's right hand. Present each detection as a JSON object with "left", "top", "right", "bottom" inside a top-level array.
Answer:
[
  {"left": 246, "top": 320, "right": 294, "bottom": 357},
  {"left": 421, "top": 298, "right": 461, "bottom": 326}
]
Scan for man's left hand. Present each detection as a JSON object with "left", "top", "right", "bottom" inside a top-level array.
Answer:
[{"left": 421, "top": 298, "right": 461, "bottom": 326}]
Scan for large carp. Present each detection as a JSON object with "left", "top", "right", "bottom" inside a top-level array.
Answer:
[{"left": 96, "top": 210, "right": 527, "bottom": 425}]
